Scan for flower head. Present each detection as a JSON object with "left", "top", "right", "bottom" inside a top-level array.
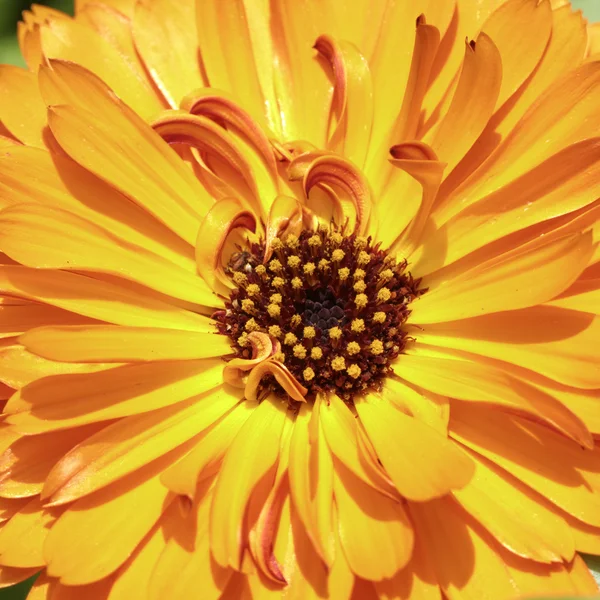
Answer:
[{"left": 1, "top": 0, "right": 600, "bottom": 598}]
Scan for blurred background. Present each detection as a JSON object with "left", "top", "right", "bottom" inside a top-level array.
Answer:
[{"left": 0, "top": 0, "right": 599, "bottom": 598}]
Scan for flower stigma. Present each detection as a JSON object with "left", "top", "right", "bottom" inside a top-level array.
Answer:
[{"left": 215, "top": 226, "right": 425, "bottom": 401}]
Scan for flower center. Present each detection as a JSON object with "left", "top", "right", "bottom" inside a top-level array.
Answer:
[{"left": 215, "top": 227, "right": 425, "bottom": 402}]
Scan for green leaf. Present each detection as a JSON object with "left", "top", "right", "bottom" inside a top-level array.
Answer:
[{"left": 0, "top": 576, "right": 37, "bottom": 600}]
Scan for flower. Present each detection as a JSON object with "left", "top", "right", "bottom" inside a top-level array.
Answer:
[{"left": 0, "top": 0, "right": 600, "bottom": 597}]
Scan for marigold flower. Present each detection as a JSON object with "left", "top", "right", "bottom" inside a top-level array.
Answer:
[{"left": 0, "top": 0, "right": 599, "bottom": 599}]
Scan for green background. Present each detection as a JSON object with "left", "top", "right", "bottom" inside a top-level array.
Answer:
[{"left": 0, "top": 0, "right": 599, "bottom": 598}]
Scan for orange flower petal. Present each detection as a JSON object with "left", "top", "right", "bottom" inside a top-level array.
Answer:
[
  {"left": 195, "top": 197, "right": 257, "bottom": 295},
  {"left": 315, "top": 35, "right": 373, "bottom": 169},
  {"left": 450, "top": 403, "right": 600, "bottom": 527},
  {"left": 481, "top": 0, "right": 552, "bottom": 108},
  {"left": 452, "top": 445, "right": 575, "bottom": 563},
  {"left": 0, "top": 146, "right": 195, "bottom": 271},
  {"left": 44, "top": 466, "right": 173, "bottom": 585},
  {"left": 288, "top": 403, "right": 335, "bottom": 567},
  {"left": 355, "top": 394, "right": 474, "bottom": 501},
  {"left": 0, "top": 497, "right": 62, "bottom": 567},
  {"left": 0, "top": 66, "right": 47, "bottom": 148},
  {"left": 319, "top": 394, "right": 396, "bottom": 499},
  {"left": 19, "top": 325, "right": 231, "bottom": 363},
  {"left": 210, "top": 396, "right": 289, "bottom": 570},
  {"left": 132, "top": 0, "right": 204, "bottom": 108},
  {"left": 395, "top": 350, "right": 593, "bottom": 448},
  {"left": 409, "top": 496, "right": 518, "bottom": 600},
  {"left": 40, "top": 15, "right": 162, "bottom": 119},
  {"left": 426, "top": 33, "right": 501, "bottom": 174},
  {"left": 0, "top": 266, "right": 210, "bottom": 331},
  {"left": 40, "top": 60, "right": 212, "bottom": 245},
  {"left": 421, "top": 138, "right": 600, "bottom": 273},
  {"left": 160, "top": 401, "right": 254, "bottom": 499},
  {"left": 41, "top": 386, "right": 240, "bottom": 505},
  {"left": 0, "top": 425, "right": 103, "bottom": 499},
  {"left": 417, "top": 306, "right": 600, "bottom": 389},
  {"left": 5, "top": 359, "right": 223, "bottom": 431},
  {"left": 333, "top": 462, "right": 414, "bottom": 581},
  {"left": 148, "top": 488, "right": 231, "bottom": 600},
  {"left": 0, "top": 204, "right": 220, "bottom": 307}
]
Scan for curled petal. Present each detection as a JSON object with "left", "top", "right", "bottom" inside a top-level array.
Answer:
[
  {"left": 222, "top": 332, "right": 278, "bottom": 388},
  {"left": 263, "top": 195, "right": 303, "bottom": 262},
  {"left": 182, "top": 89, "right": 279, "bottom": 185},
  {"left": 245, "top": 359, "right": 307, "bottom": 403},
  {"left": 195, "top": 198, "right": 256, "bottom": 293},
  {"left": 389, "top": 141, "right": 446, "bottom": 255},
  {"left": 315, "top": 34, "right": 373, "bottom": 168},
  {"left": 290, "top": 154, "right": 372, "bottom": 235},
  {"left": 151, "top": 111, "right": 262, "bottom": 213}
]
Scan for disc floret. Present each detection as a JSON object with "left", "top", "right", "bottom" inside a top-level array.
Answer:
[{"left": 215, "top": 226, "right": 425, "bottom": 401}]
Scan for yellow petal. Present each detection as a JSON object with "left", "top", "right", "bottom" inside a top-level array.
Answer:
[
  {"left": 44, "top": 466, "right": 173, "bottom": 585},
  {"left": 0, "top": 266, "right": 209, "bottom": 331},
  {"left": 40, "top": 60, "right": 213, "bottom": 245},
  {"left": 0, "top": 66, "right": 47, "bottom": 148},
  {"left": 132, "top": 0, "right": 204, "bottom": 108},
  {"left": 436, "top": 61, "right": 600, "bottom": 224},
  {"left": 410, "top": 496, "right": 517, "bottom": 600},
  {"left": 149, "top": 488, "right": 231, "bottom": 600},
  {"left": 413, "top": 231, "right": 592, "bottom": 324},
  {"left": 0, "top": 204, "right": 220, "bottom": 307},
  {"left": 210, "top": 396, "right": 289, "bottom": 569},
  {"left": 0, "top": 146, "right": 195, "bottom": 272},
  {"left": 481, "top": 0, "right": 552, "bottom": 107},
  {"left": 319, "top": 394, "right": 396, "bottom": 499},
  {"left": 380, "top": 377, "right": 449, "bottom": 435},
  {"left": 75, "top": 0, "right": 136, "bottom": 17},
  {"left": 160, "top": 400, "right": 254, "bottom": 498},
  {"left": 333, "top": 462, "right": 414, "bottom": 581},
  {"left": 417, "top": 306, "right": 600, "bottom": 389},
  {"left": 40, "top": 15, "right": 161, "bottom": 119},
  {"left": 0, "top": 425, "right": 102, "bottom": 498},
  {"left": 5, "top": 359, "right": 223, "bottom": 431},
  {"left": 20, "top": 325, "right": 231, "bottom": 363},
  {"left": 0, "top": 303, "right": 96, "bottom": 339},
  {"left": 394, "top": 351, "right": 592, "bottom": 448},
  {"left": 108, "top": 502, "right": 181, "bottom": 600},
  {"left": 355, "top": 394, "right": 474, "bottom": 501},
  {"left": 288, "top": 403, "right": 335, "bottom": 567},
  {"left": 421, "top": 138, "right": 600, "bottom": 273},
  {"left": 426, "top": 33, "right": 501, "bottom": 173},
  {"left": 41, "top": 386, "right": 240, "bottom": 505},
  {"left": 315, "top": 35, "right": 373, "bottom": 169},
  {"left": 0, "top": 497, "right": 62, "bottom": 567},
  {"left": 452, "top": 445, "right": 575, "bottom": 563},
  {"left": 450, "top": 403, "right": 600, "bottom": 527}
]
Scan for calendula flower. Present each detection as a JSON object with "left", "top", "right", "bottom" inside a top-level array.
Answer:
[{"left": 0, "top": 0, "right": 600, "bottom": 598}]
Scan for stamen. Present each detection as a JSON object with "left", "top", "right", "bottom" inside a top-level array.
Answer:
[
  {"left": 267, "top": 303, "right": 281, "bottom": 318},
  {"left": 303, "top": 367, "right": 315, "bottom": 381},
  {"left": 293, "top": 344, "right": 307, "bottom": 359},
  {"left": 284, "top": 332, "right": 298, "bottom": 346},
  {"left": 347, "top": 364, "right": 361, "bottom": 379},
  {"left": 303, "top": 326, "right": 316, "bottom": 339},
  {"left": 311, "top": 347, "right": 323, "bottom": 360},
  {"left": 331, "top": 356, "right": 346, "bottom": 371},
  {"left": 370, "top": 340, "right": 384, "bottom": 355},
  {"left": 347, "top": 341, "right": 361, "bottom": 355},
  {"left": 268, "top": 325, "right": 282, "bottom": 338}
]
